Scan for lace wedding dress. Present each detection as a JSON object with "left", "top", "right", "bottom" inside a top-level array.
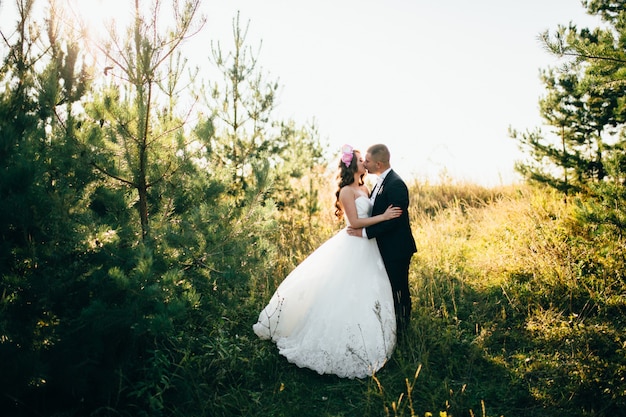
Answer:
[{"left": 253, "top": 196, "right": 396, "bottom": 378}]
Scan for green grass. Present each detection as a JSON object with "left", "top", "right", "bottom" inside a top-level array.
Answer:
[{"left": 161, "top": 182, "right": 626, "bottom": 417}]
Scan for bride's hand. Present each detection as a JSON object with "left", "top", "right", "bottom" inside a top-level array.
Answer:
[{"left": 382, "top": 204, "right": 402, "bottom": 220}]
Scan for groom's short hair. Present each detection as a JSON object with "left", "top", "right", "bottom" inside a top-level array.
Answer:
[{"left": 367, "top": 144, "right": 390, "bottom": 164}]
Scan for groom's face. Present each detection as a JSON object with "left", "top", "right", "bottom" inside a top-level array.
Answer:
[{"left": 364, "top": 152, "right": 379, "bottom": 175}]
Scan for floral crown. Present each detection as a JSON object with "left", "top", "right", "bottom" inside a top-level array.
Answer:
[{"left": 341, "top": 144, "right": 353, "bottom": 167}]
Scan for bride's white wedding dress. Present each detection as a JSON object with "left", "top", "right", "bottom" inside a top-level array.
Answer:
[{"left": 253, "top": 195, "right": 396, "bottom": 379}]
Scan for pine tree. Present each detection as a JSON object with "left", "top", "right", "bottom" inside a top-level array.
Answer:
[
  {"left": 0, "top": 0, "right": 96, "bottom": 412},
  {"left": 204, "top": 11, "right": 284, "bottom": 197},
  {"left": 85, "top": 0, "right": 204, "bottom": 241},
  {"left": 510, "top": 1, "right": 626, "bottom": 194}
]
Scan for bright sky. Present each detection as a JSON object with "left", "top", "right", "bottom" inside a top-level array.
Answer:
[
  {"left": 1, "top": 0, "right": 603, "bottom": 186},
  {"left": 198, "top": 0, "right": 602, "bottom": 186}
]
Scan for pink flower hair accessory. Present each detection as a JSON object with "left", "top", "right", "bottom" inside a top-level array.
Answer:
[{"left": 341, "top": 144, "right": 353, "bottom": 167}]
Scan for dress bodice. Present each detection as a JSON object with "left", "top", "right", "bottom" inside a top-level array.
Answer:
[{"left": 345, "top": 196, "right": 372, "bottom": 226}]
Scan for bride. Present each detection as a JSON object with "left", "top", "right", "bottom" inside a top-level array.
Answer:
[{"left": 253, "top": 144, "right": 400, "bottom": 379}]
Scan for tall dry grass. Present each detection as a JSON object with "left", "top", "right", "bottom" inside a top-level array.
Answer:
[
  {"left": 405, "top": 180, "right": 626, "bottom": 415},
  {"left": 247, "top": 178, "right": 626, "bottom": 416}
]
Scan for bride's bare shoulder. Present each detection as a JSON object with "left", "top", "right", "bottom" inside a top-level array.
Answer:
[
  {"left": 340, "top": 186, "right": 365, "bottom": 204},
  {"left": 339, "top": 185, "right": 355, "bottom": 195}
]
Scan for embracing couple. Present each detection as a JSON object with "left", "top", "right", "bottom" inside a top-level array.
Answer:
[{"left": 253, "top": 143, "right": 417, "bottom": 379}]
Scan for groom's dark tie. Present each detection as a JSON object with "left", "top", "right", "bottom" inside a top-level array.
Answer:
[{"left": 370, "top": 178, "right": 383, "bottom": 203}]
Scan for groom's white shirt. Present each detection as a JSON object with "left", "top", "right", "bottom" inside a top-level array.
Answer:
[{"left": 363, "top": 168, "right": 392, "bottom": 238}]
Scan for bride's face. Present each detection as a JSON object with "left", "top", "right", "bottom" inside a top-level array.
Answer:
[{"left": 355, "top": 151, "right": 366, "bottom": 175}]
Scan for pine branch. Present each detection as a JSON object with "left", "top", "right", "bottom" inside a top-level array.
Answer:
[{"left": 90, "top": 160, "right": 136, "bottom": 187}]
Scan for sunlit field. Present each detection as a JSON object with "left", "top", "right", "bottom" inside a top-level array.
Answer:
[{"left": 233, "top": 181, "right": 625, "bottom": 417}]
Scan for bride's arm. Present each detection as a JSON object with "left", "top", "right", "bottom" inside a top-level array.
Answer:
[{"left": 339, "top": 188, "right": 401, "bottom": 228}]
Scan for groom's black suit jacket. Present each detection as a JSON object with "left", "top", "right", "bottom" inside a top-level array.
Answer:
[{"left": 365, "top": 169, "right": 417, "bottom": 262}]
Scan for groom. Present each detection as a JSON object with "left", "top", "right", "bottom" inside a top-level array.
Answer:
[{"left": 347, "top": 144, "right": 417, "bottom": 336}]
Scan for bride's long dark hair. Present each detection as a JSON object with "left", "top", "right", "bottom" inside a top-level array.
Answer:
[{"left": 334, "top": 149, "right": 364, "bottom": 218}]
